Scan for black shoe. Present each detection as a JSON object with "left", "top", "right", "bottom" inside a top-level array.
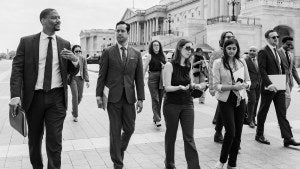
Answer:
[
  {"left": 214, "top": 131, "right": 223, "bottom": 143},
  {"left": 255, "top": 135, "right": 270, "bottom": 145},
  {"left": 249, "top": 122, "right": 255, "bottom": 128},
  {"left": 284, "top": 138, "right": 300, "bottom": 147}
]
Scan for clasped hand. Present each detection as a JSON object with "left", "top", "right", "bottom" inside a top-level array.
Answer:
[
  {"left": 234, "top": 82, "right": 248, "bottom": 91},
  {"left": 194, "top": 82, "right": 207, "bottom": 90}
]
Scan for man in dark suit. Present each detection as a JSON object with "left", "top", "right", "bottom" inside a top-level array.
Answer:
[
  {"left": 255, "top": 29, "right": 300, "bottom": 147},
  {"left": 96, "top": 21, "right": 145, "bottom": 169},
  {"left": 9, "top": 9, "right": 79, "bottom": 169},
  {"left": 277, "top": 36, "right": 300, "bottom": 109},
  {"left": 245, "top": 46, "right": 261, "bottom": 128}
]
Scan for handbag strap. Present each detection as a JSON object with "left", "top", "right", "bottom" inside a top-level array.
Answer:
[{"left": 227, "top": 64, "right": 235, "bottom": 85}]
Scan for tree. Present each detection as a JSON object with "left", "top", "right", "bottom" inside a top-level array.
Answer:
[
  {"left": 8, "top": 50, "right": 16, "bottom": 59},
  {"left": 0, "top": 53, "right": 8, "bottom": 59}
]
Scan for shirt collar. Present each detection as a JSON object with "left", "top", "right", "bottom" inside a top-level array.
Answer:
[
  {"left": 267, "top": 43, "right": 276, "bottom": 51},
  {"left": 117, "top": 42, "right": 128, "bottom": 50},
  {"left": 41, "top": 31, "right": 56, "bottom": 41}
]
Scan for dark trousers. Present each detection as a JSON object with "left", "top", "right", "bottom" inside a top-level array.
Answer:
[
  {"left": 26, "top": 88, "right": 66, "bottom": 169},
  {"left": 246, "top": 86, "right": 260, "bottom": 123},
  {"left": 163, "top": 103, "right": 201, "bottom": 169},
  {"left": 214, "top": 103, "right": 223, "bottom": 133},
  {"left": 219, "top": 92, "right": 245, "bottom": 167},
  {"left": 148, "top": 71, "right": 164, "bottom": 122},
  {"left": 107, "top": 93, "right": 136, "bottom": 169},
  {"left": 70, "top": 76, "right": 84, "bottom": 117},
  {"left": 256, "top": 91, "right": 293, "bottom": 139}
]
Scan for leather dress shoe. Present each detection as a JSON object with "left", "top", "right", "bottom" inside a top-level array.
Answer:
[
  {"left": 284, "top": 138, "right": 300, "bottom": 147},
  {"left": 255, "top": 135, "right": 270, "bottom": 145},
  {"left": 214, "top": 131, "right": 223, "bottom": 143},
  {"left": 249, "top": 122, "right": 255, "bottom": 128}
]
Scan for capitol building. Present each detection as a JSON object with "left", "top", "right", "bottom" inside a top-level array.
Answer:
[{"left": 120, "top": 0, "right": 300, "bottom": 65}]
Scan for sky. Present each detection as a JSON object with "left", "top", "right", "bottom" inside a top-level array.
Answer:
[{"left": 0, "top": 0, "right": 160, "bottom": 53}]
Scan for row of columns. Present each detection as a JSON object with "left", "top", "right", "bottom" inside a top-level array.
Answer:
[
  {"left": 208, "top": 0, "right": 229, "bottom": 18},
  {"left": 129, "top": 17, "right": 163, "bottom": 44}
]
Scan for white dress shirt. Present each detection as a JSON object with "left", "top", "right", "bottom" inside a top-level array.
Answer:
[
  {"left": 267, "top": 43, "right": 281, "bottom": 65},
  {"left": 35, "top": 31, "right": 63, "bottom": 90}
]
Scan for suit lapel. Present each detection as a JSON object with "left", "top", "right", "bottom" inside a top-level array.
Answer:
[
  {"left": 56, "top": 36, "right": 65, "bottom": 75},
  {"left": 113, "top": 45, "right": 123, "bottom": 67},
  {"left": 265, "top": 46, "right": 281, "bottom": 71},
  {"left": 32, "top": 33, "right": 41, "bottom": 72},
  {"left": 246, "top": 57, "right": 258, "bottom": 73}
]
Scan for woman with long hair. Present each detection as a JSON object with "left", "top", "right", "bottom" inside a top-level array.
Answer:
[
  {"left": 143, "top": 40, "right": 166, "bottom": 127},
  {"left": 163, "top": 39, "right": 206, "bottom": 169},
  {"left": 213, "top": 39, "right": 250, "bottom": 169}
]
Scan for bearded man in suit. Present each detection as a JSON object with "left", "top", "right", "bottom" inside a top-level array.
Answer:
[
  {"left": 277, "top": 36, "right": 300, "bottom": 109},
  {"left": 9, "top": 8, "right": 79, "bottom": 169},
  {"left": 255, "top": 29, "right": 300, "bottom": 147},
  {"left": 96, "top": 21, "right": 145, "bottom": 169}
]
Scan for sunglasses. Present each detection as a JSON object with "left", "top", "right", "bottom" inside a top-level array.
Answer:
[
  {"left": 74, "top": 50, "right": 82, "bottom": 54},
  {"left": 270, "top": 36, "right": 279, "bottom": 40},
  {"left": 184, "top": 46, "right": 193, "bottom": 51},
  {"left": 249, "top": 50, "right": 256, "bottom": 52}
]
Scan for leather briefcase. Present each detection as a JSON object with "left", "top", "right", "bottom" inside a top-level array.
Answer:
[{"left": 9, "top": 106, "right": 28, "bottom": 137}]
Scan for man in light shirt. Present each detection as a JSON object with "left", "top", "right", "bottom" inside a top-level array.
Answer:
[{"left": 9, "top": 8, "right": 79, "bottom": 169}]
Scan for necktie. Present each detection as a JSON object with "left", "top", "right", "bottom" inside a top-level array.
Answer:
[
  {"left": 285, "top": 51, "right": 291, "bottom": 67},
  {"left": 121, "top": 46, "right": 127, "bottom": 66},
  {"left": 252, "top": 58, "right": 258, "bottom": 71},
  {"left": 43, "top": 37, "right": 53, "bottom": 92},
  {"left": 273, "top": 48, "right": 282, "bottom": 74}
]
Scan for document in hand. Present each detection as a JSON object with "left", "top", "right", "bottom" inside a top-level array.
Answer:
[
  {"left": 9, "top": 106, "right": 28, "bottom": 137},
  {"left": 268, "top": 75, "right": 286, "bottom": 90},
  {"left": 103, "top": 86, "right": 109, "bottom": 110},
  {"left": 233, "top": 67, "right": 244, "bottom": 82}
]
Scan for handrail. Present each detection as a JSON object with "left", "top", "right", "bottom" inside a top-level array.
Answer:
[{"left": 207, "top": 15, "right": 261, "bottom": 26}]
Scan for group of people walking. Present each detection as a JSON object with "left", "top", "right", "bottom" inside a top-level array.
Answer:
[{"left": 9, "top": 8, "right": 300, "bottom": 169}]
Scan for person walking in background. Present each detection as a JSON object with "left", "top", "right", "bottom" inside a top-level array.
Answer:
[
  {"left": 244, "top": 46, "right": 261, "bottom": 128},
  {"left": 143, "top": 40, "right": 166, "bottom": 127},
  {"left": 213, "top": 39, "right": 250, "bottom": 169},
  {"left": 209, "top": 31, "right": 235, "bottom": 143},
  {"left": 277, "top": 36, "right": 300, "bottom": 109},
  {"left": 255, "top": 29, "right": 300, "bottom": 147},
  {"left": 96, "top": 21, "right": 145, "bottom": 169},
  {"left": 163, "top": 39, "right": 207, "bottom": 169},
  {"left": 69, "top": 45, "right": 89, "bottom": 122},
  {"left": 192, "top": 47, "right": 209, "bottom": 104},
  {"left": 9, "top": 8, "right": 79, "bottom": 169}
]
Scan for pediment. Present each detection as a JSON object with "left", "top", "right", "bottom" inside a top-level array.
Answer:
[{"left": 121, "top": 8, "right": 137, "bottom": 21}]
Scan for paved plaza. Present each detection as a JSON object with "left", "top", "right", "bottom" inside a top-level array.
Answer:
[{"left": 0, "top": 60, "right": 300, "bottom": 169}]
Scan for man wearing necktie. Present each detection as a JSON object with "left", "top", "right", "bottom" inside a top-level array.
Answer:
[
  {"left": 245, "top": 46, "right": 261, "bottom": 128},
  {"left": 96, "top": 21, "right": 145, "bottom": 169},
  {"left": 277, "top": 36, "right": 300, "bottom": 109},
  {"left": 255, "top": 29, "right": 300, "bottom": 147},
  {"left": 9, "top": 9, "right": 79, "bottom": 169}
]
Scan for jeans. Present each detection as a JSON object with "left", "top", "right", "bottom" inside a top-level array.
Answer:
[
  {"left": 163, "top": 103, "right": 201, "bottom": 169},
  {"left": 148, "top": 71, "right": 164, "bottom": 122},
  {"left": 70, "top": 76, "right": 84, "bottom": 117},
  {"left": 219, "top": 92, "right": 245, "bottom": 167}
]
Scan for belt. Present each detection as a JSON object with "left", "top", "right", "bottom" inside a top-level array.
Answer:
[{"left": 35, "top": 87, "right": 64, "bottom": 93}]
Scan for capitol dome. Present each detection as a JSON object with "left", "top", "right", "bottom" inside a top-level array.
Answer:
[{"left": 159, "top": 0, "right": 178, "bottom": 5}]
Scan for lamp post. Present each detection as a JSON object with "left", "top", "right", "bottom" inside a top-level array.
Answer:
[
  {"left": 227, "top": 0, "right": 240, "bottom": 21},
  {"left": 165, "top": 14, "right": 173, "bottom": 35}
]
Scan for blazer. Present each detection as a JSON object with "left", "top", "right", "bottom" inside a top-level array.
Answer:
[
  {"left": 74, "top": 55, "right": 89, "bottom": 82},
  {"left": 10, "top": 33, "right": 79, "bottom": 112},
  {"left": 212, "top": 58, "right": 251, "bottom": 102},
  {"left": 277, "top": 47, "right": 300, "bottom": 88},
  {"left": 258, "top": 45, "right": 284, "bottom": 93},
  {"left": 209, "top": 50, "right": 223, "bottom": 90},
  {"left": 96, "top": 44, "right": 145, "bottom": 104},
  {"left": 245, "top": 56, "right": 261, "bottom": 89}
]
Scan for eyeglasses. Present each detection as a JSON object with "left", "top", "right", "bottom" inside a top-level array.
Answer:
[
  {"left": 249, "top": 50, "right": 256, "bottom": 52},
  {"left": 74, "top": 50, "right": 82, "bottom": 54},
  {"left": 184, "top": 46, "right": 193, "bottom": 51},
  {"left": 270, "top": 36, "right": 279, "bottom": 40}
]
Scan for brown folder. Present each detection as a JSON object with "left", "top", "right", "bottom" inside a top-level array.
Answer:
[{"left": 9, "top": 106, "right": 28, "bottom": 137}]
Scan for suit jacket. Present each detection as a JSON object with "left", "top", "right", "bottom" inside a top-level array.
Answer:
[
  {"left": 75, "top": 55, "right": 89, "bottom": 82},
  {"left": 96, "top": 44, "right": 145, "bottom": 104},
  {"left": 208, "top": 49, "right": 223, "bottom": 90},
  {"left": 277, "top": 47, "right": 300, "bottom": 88},
  {"left": 10, "top": 33, "right": 79, "bottom": 112},
  {"left": 258, "top": 45, "right": 284, "bottom": 93},
  {"left": 245, "top": 56, "right": 261, "bottom": 89},
  {"left": 212, "top": 58, "right": 251, "bottom": 102}
]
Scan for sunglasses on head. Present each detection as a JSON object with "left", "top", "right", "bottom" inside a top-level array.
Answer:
[
  {"left": 270, "top": 36, "right": 279, "bottom": 40},
  {"left": 250, "top": 50, "right": 256, "bottom": 52},
  {"left": 74, "top": 50, "right": 82, "bottom": 54},
  {"left": 184, "top": 46, "right": 193, "bottom": 51},
  {"left": 225, "top": 35, "right": 235, "bottom": 39}
]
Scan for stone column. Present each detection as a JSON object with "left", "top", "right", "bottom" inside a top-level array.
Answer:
[
  {"left": 215, "top": 0, "right": 220, "bottom": 17},
  {"left": 137, "top": 22, "right": 140, "bottom": 44},
  {"left": 211, "top": 0, "right": 215, "bottom": 18},
  {"left": 144, "top": 22, "right": 147, "bottom": 43},
  {"left": 219, "top": 0, "right": 225, "bottom": 16},
  {"left": 156, "top": 17, "right": 159, "bottom": 34},
  {"left": 201, "top": 0, "right": 205, "bottom": 19}
]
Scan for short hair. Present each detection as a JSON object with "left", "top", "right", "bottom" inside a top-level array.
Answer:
[
  {"left": 116, "top": 21, "right": 130, "bottom": 32},
  {"left": 264, "top": 29, "right": 276, "bottom": 39},
  {"left": 195, "top": 48, "right": 203, "bottom": 52},
  {"left": 40, "top": 8, "right": 55, "bottom": 22},
  {"left": 71, "top": 45, "right": 81, "bottom": 53},
  {"left": 282, "top": 36, "right": 293, "bottom": 43},
  {"left": 219, "top": 31, "right": 234, "bottom": 48}
]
